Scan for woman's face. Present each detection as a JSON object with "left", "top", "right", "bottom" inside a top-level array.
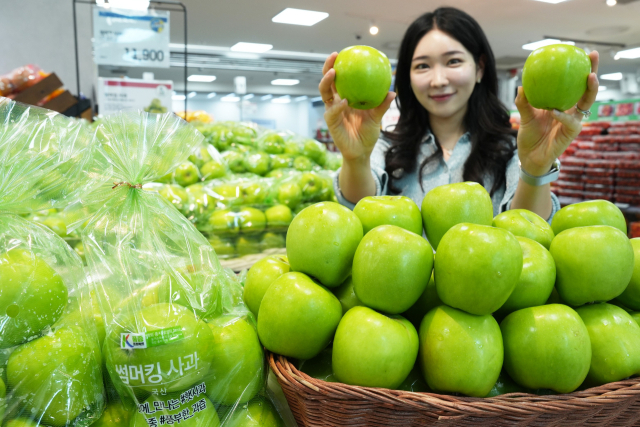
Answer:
[{"left": 410, "top": 29, "right": 483, "bottom": 121}]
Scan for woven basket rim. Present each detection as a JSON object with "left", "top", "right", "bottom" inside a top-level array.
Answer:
[{"left": 268, "top": 351, "right": 640, "bottom": 419}]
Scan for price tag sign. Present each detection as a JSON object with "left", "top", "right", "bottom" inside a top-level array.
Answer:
[
  {"left": 93, "top": 6, "right": 170, "bottom": 68},
  {"left": 97, "top": 78, "right": 173, "bottom": 116}
]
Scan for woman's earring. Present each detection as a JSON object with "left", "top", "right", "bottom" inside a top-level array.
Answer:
[{"left": 477, "top": 78, "right": 482, "bottom": 84}]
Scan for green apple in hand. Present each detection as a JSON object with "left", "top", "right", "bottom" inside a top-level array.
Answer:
[
  {"left": 494, "top": 237, "right": 556, "bottom": 320},
  {"left": 522, "top": 44, "right": 591, "bottom": 111},
  {"left": 205, "top": 315, "right": 264, "bottom": 405},
  {"left": 201, "top": 160, "right": 226, "bottom": 180},
  {"left": 0, "top": 248, "right": 68, "bottom": 348},
  {"left": 286, "top": 202, "right": 363, "bottom": 287},
  {"left": 354, "top": 195, "right": 423, "bottom": 235},
  {"left": 353, "top": 225, "right": 433, "bottom": 314},
  {"left": 435, "top": 223, "right": 523, "bottom": 315},
  {"left": 238, "top": 207, "right": 267, "bottom": 234},
  {"left": 501, "top": 304, "right": 591, "bottom": 393},
  {"left": 276, "top": 182, "right": 303, "bottom": 209},
  {"left": 576, "top": 303, "right": 640, "bottom": 387},
  {"left": 334, "top": 45, "right": 392, "bottom": 110},
  {"left": 174, "top": 161, "right": 201, "bottom": 187},
  {"left": 421, "top": 182, "right": 494, "bottom": 249},
  {"left": 551, "top": 200, "right": 627, "bottom": 235},
  {"left": 221, "top": 396, "right": 284, "bottom": 427},
  {"left": 493, "top": 209, "right": 554, "bottom": 249},
  {"left": 244, "top": 255, "right": 290, "bottom": 317},
  {"left": 402, "top": 273, "right": 441, "bottom": 329},
  {"left": 244, "top": 152, "right": 271, "bottom": 176},
  {"left": 550, "top": 225, "right": 634, "bottom": 306},
  {"left": 333, "top": 306, "right": 418, "bottom": 389},
  {"left": 419, "top": 305, "right": 502, "bottom": 397},
  {"left": 332, "top": 276, "right": 364, "bottom": 315},
  {"left": 616, "top": 239, "right": 640, "bottom": 310},
  {"left": 257, "top": 272, "right": 342, "bottom": 359},
  {"left": 265, "top": 204, "right": 293, "bottom": 229},
  {"left": 7, "top": 326, "right": 105, "bottom": 426},
  {"left": 131, "top": 394, "right": 220, "bottom": 427}
]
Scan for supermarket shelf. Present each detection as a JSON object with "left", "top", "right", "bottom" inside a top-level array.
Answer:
[{"left": 558, "top": 196, "right": 640, "bottom": 215}]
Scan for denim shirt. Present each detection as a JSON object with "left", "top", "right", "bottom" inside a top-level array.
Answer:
[{"left": 334, "top": 132, "right": 561, "bottom": 222}]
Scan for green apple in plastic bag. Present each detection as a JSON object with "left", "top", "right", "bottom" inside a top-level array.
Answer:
[
  {"left": 157, "top": 270, "right": 221, "bottom": 318},
  {"left": 7, "top": 326, "right": 105, "bottom": 426},
  {"left": 4, "top": 419, "right": 40, "bottom": 427},
  {"left": 159, "top": 184, "right": 189, "bottom": 214},
  {"left": 0, "top": 248, "right": 68, "bottom": 349},
  {"left": 92, "top": 402, "right": 132, "bottom": 427},
  {"left": 221, "top": 396, "right": 284, "bottom": 427},
  {"left": 103, "top": 303, "right": 215, "bottom": 394},
  {"left": 131, "top": 393, "right": 220, "bottom": 427}
]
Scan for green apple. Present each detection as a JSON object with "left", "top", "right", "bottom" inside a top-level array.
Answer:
[
  {"left": 286, "top": 202, "right": 363, "bottom": 287},
  {"left": 402, "top": 273, "right": 441, "bottom": 329},
  {"left": 0, "top": 248, "right": 68, "bottom": 348},
  {"left": 231, "top": 125, "right": 257, "bottom": 146},
  {"left": 284, "top": 141, "right": 302, "bottom": 156},
  {"left": 238, "top": 207, "right": 267, "bottom": 234},
  {"left": 353, "top": 225, "right": 433, "bottom": 314},
  {"left": 208, "top": 235, "right": 236, "bottom": 257},
  {"left": 501, "top": 304, "right": 591, "bottom": 393},
  {"left": 333, "top": 306, "right": 418, "bottom": 388},
  {"left": 221, "top": 396, "right": 284, "bottom": 427},
  {"left": 494, "top": 237, "right": 556, "bottom": 320},
  {"left": 157, "top": 271, "right": 219, "bottom": 318},
  {"left": 208, "top": 209, "right": 240, "bottom": 235},
  {"left": 4, "top": 419, "right": 39, "bottom": 427},
  {"left": 435, "top": 223, "right": 523, "bottom": 315},
  {"left": 200, "top": 160, "right": 226, "bottom": 180},
  {"left": 261, "top": 133, "right": 286, "bottom": 155},
  {"left": 299, "top": 172, "right": 323, "bottom": 200},
  {"left": 244, "top": 255, "right": 290, "bottom": 317},
  {"left": 244, "top": 152, "right": 271, "bottom": 176},
  {"left": 493, "top": 209, "right": 554, "bottom": 249},
  {"left": 334, "top": 45, "right": 392, "bottom": 110},
  {"left": 276, "top": 182, "right": 302, "bottom": 209},
  {"left": 486, "top": 371, "right": 529, "bottom": 397},
  {"left": 396, "top": 363, "right": 431, "bottom": 392},
  {"left": 293, "top": 156, "right": 313, "bottom": 172},
  {"left": 236, "top": 235, "right": 263, "bottom": 256},
  {"left": 354, "top": 195, "right": 423, "bottom": 235},
  {"left": 242, "top": 182, "right": 268, "bottom": 206},
  {"left": 41, "top": 216, "right": 68, "bottom": 238},
  {"left": 550, "top": 225, "right": 634, "bottom": 306},
  {"left": 297, "top": 348, "right": 337, "bottom": 382},
  {"left": 187, "top": 184, "right": 217, "bottom": 214},
  {"left": 551, "top": 200, "right": 627, "bottom": 235},
  {"left": 419, "top": 305, "right": 503, "bottom": 397},
  {"left": 189, "top": 146, "right": 214, "bottom": 168},
  {"left": 265, "top": 204, "right": 293, "bottom": 229},
  {"left": 522, "top": 44, "right": 591, "bottom": 111},
  {"left": 576, "top": 303, "right": 640, "bottom": 387},
  {"left": 213, "top": 183, "right": 242, "bottom": 207},
  {"left": 159, "top": 184, "right": 189, "bottom": 213},
  {"left": 632, "top": 312, "right": 640, "bottom": 326},
  {"left": 103, "top": 303, "right": 215, "bottom": 393},
  {"left": 332, "top": 276, "right": 364, "bottom": 316},
  {"left": 261, "top": 232, "right": 285, "bottom": 250},
  {"left": 130, "top": 393, "right": 220, "bottom": 427},
  {"left": 7, "top": 326, "right": 104, "bottom": 426},
  {"left": 257, "top": 272, "right": 342, "bottom": 359},
  {"left": 92, "top": 402, "right": 132, "bottom": 427},
  {"left": 421, "top": 182, "right": 493, "bottom": 249},
  {"left": 617, "top": 239, "right": 640, "bottom": 310},
  {"left": 223, "top": 151, "right": 247, "bottom": 174},
  {"left": 302, "top": 140, "right": 327, "bottom": 164},
  {"left": 174, "top": 161, "right": 201, "bottom": 187},
  {"left": 271, "top": 154, "right": 293, "bottom": 169},
  {"left": 156, "top": 172, "right": 174, "bottom": 184}
]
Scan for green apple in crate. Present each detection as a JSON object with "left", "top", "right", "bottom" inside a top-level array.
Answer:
[
  {"left": 174, "top": 161, "right": 201, "bottom": 187},
  {"left": 244, "top": 255, "right": 290, "bottom": 317},
  {"left": 354, "top": 195, "right": 423, "bottom": 235},
  {"left": 221, "top": 396, "right": 285, "bottom": 427},
  {"left": 402, "top": 273, "right": 441, "bottom": 330},
  {"left": 551, "top": 200, "right": 627, "bottom": 235},
  {"left": 131, "top": 394, "right": 220, "bottom": 427},
  {"left": 493, "top": 209, "right": 554, "bottom": 249},
  {"left": 617, "top": 238, "right": 640, "bottom": 310},
  {"left": 201, "top": 160, "right": 226, "bottom": 180},
  {"left": 298, "top": 348, "right": 337, "bottom": 382},
  {"left": 332, "top": 276, "right": 364, "bottom": 316},
  {"left": 334, "top": 45, "right": 392, "bottom": 110}
]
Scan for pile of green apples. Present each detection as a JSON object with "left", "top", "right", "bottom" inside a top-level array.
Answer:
[{"left": 245, "top": 183, "right": 640, "bottom": 397}]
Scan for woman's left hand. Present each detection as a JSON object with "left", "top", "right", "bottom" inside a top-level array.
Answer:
[{"left": 515, "top": 50, "right": 599, "bottom": 176}]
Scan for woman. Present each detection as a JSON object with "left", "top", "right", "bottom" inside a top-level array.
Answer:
[{"left": 319, "top": 7, "right": 599, "bottom": 221}]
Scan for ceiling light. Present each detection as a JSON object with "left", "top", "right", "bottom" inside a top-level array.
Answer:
[
  {"left": 601, "top": 72, "right": 623, "bottom": 80},
  {"left": 271, "top": 79, "right": 300, "bottom": 86},
  {"left": 187, "top": 75, "right": 216, "bottom": 82},
  {"left": 295, "top": 96, "right": 308, "bottom": 102},
  {"left": 107, "top": 0, "right": 149, "bottom": 9},
  {"left": 370, "top": 25, "right": 379, "bottom": 35},
  {"left": 221, "top": 93, "right": 240, "bottom": 102},
  {"left": 530, "top": 0, "right": 569, "bottom": 3},
  {"left": 187, "top": 92, "right": 197, "bottom": 98},
  {"left": 522, "top": 39, "right": 575, "bottom": 50},
  {"left": 172, "top": 94, "right": 186, "bottom": 101},
  {"left": 614, "top": 47, "right": 640, "bottom": 60},
  {"left": 230, "top": 42, "right": 273, "bottom": 53},
  {"left": 598, "top": 86, "right": 608, "bottom": 91},
  {"left": 272, "top": 96, "right": 291, "bottom": 104},
  {"left": 261, "top": 94, "right": 273, "bottom": 101},
  {"left": 606, "top": 0, "right": 617, "bottom": 5},
  {"left": 272, "top": 8, "right": 329, "bottom": 26},
  {"left": 207, "top": 92, "right": 217, "bottom": 99},
  {"left": 243, "top": 94, "right": 254, "bottom": 100}
]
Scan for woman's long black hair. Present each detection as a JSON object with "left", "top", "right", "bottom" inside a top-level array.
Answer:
[{"left": 383, "top": 7, "right": 516, "bottom": 195}]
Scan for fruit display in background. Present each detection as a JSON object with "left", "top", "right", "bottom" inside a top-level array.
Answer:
[
  {"left": 421, "top": 182, "right": 494, "bottom": 249},
  {"left": 174, "top": 161, "right": 201, "bottom": 187},
  {"left": 501, "top": 304, "right": 591, "bottom": 393},
  {"left": 257, "top": 272, "right": 342, "bottom": 360},
  {"left": 419, "top": 305, "right": 503, "bottom": 398},
  {"left": 492, "top": 209, "right": 555, "bottom": 249},
  {"left": 353, "top": 195, "right": 423, "bottom": 235},
  {"left": 522, "top": 44, "right": 591, "bottom": 111},
  {"left": 434, "top": 223, "right": 523, "bottom": 315},
  {"left": 332, "top": 276, "right": 364, "bottom": 315},
  {"left": 352, "top": 225, "right": 433, "bottom": 314},
  {"left": 551, "top": 200, "right": 627, "bottom": 235},
  {"left": 243, "top": 255, "right": 290, "bottom": 317},
  {"left": 0, "top": 248, "right": 68, "bottom": 349},
  {"left": 550, "top": 225, "right": 634, "bottom": 306},
  {"left": 130, "top": 394, "right": 220, "bottom": 427},
  {"left": 333, "top": 306, "right": 419, "bottom": 389},
  {"left": 576, "top": 303, "right": 640, "bottom": 387},
  {"left": 616, "top": 238, "right": 640, "bottom": 310},
  {"left": 494, "top": 237, "right": 556, "bottom": 320},
  {"left": 333, "top": 45, "right": 392, "bottom": 110}
]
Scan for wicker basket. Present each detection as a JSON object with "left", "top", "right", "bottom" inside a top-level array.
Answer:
[{"left": 268, "top": 352, "right": 640, "bottom": 426}]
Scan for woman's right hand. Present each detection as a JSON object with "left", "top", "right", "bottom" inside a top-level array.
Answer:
[{"left": 319, "top": 52, "right": 396, "bottom": 163}]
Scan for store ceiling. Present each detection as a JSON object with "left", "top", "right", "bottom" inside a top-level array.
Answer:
[{"left": 100, "top": 0, "right": 640, "bottom": 96}]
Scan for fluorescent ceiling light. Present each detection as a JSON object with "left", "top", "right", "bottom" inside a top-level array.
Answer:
[
  {"left": 107, "top": 0, "right": 149, "bottom": 10},
  {"left": 261, "top": 94, "right": 273, "bottom": 101},
  {"left": 187, "top": 92, "right": 197, "bottom": 98},
  {"left": 221, "top": 94, "right": 240, "bottom": 102},
  {"left": 272, "top": 79, "right": 300, "bottom": 86},
  {"left": 370, "top": 25, "right": 379, "bottom": 35},
  {"left": 272, "top": 8, "right": 329, "bottom": 26},
  {"left": 187, "top": 75, "right": 216, "bottom": 82},
  {"left": 601, "top": 72, "right": 623, "bottom": 80},
  {"left": 230, "top": 42, "right": 273, "bottom": 53},
  {"left": 530, "top": 0, "right": 569, "bottom": 3},
  {"left": 272, "top": 96, "right": 291, "bottom": 104},
  {"left": 522, "top": 39, "right": 575, "bottom": 51},
  {"left": 614, "top": 47, "right": 640, "bottom": 60},
  {"left": 243, "top": 94, "right": 254, "bottom": 100},
  {"left": 607, "top": 0, "right": 617, "bottom": 5},
  {"left": 207, "top": 92, "right": 217, "bottom": 99},
  {"left": 172, "top": 94, "right": 186, "bottom": 101},
  {"left": 598, "top": 86, "right": 608, "bottom": 91},
  {"left": 295, "top": 96, "right": 308, "bottom": 102}
]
